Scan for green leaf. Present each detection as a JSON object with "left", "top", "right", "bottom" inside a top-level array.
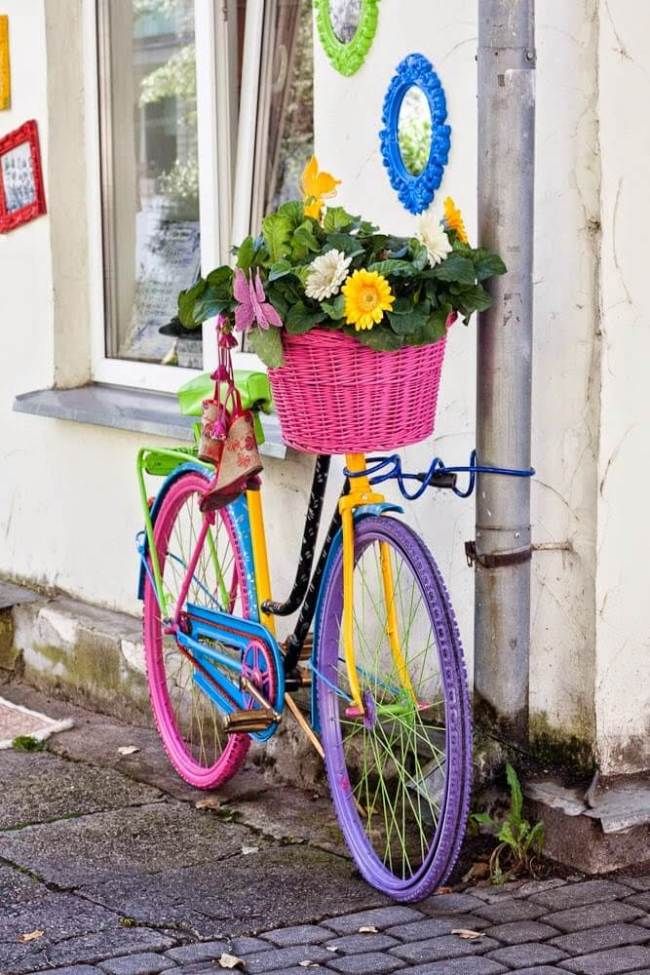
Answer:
[
  {"left": 268, "top": 260, "right": 294, "bottom": 282},
  {"left": 248, "top": 326, "right": 284, "bottom": 368},
  {"left": 191, "top": 290, "right": 231, "bottom": 323},
  {"left": 471, "top": 812, "right": 496, "bottom": 829},
  {"left": 286, "top": 301, "right": 322, "bottom": 334},
  {"left": 320, "top": 294, "right": 345, "bottom": 320},
  {"left": 262, "top": 212, "right": 292, "bottom": 263},
  {"left": 474, "top": 249, "right": 507, "bottom": 281},
  {"left": 526, "top": 820, "right": 545, "bottom": 854},
  {"left": 325, "top": 233, "right": 366, "bottom": 258},
  {"left": 322, "top": 206, "right": 356, "bottom": 232},
  {"left": 459, "top": 284, "right": 493, "bottom": 316},
  {"left": 351, "top": 325, "right": 403, "bottom": 351},
  {"left": 506, "top": 763, "right": 524, "bottom": 825},
  {"left": 430, "top": 252, "right": 476, "bottom": 285},
  {"left": 387, "top": 302, "right": 429, "bottom": 335},
  {"left": 421, "top": 305, "right": 451, "bottom": 344},
  {"left": 276, "top": 199, "right": 306, "bottom": 230},
  {"left": 178, "top": 279, "right": 207, "bottom": 327},
  {"left": 410, "top": 240, "right": 429, "bottom": 271},
  {"left": 291, "top": 220, "right": 321, "bottom": 261},
  {"left": 368, "top": 259, "right": 417, "bottom": 278},
  {"left": 206, "top": 265, "right": 233, "bottom": 293},
  {"left": 235, "top": 236, "right": 255, "bottom": 270}
]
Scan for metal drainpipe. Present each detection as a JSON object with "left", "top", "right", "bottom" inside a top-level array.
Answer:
[{"left": 475, "top": 0, "right": 535, "bottom": 743}]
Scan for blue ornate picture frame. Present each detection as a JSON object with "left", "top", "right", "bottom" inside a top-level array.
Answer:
[{"left": 379, "top": 53, "right": 451, "bottom": 214}]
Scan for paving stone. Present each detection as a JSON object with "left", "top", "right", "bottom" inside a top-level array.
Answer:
[
  {"left": 0, "top": 750, "right": 160, "bottom": 830},
  {"left": 0, "top": 803, "right": 254, "bottom": 887},
  {"left": 41, "top": 968, "right": 102, "bottom": 975},
  {"left": 542, "top": 899, "right": 645, "bottom": 932},
  {"left": 558, "top": 945, "right": 650, "bottom": 974},
  {"left": 385, "top": 915, "right": 491, "bottom": 941},
  {"left": 2, "top": 929, "right": 177, "bottom": 975},
  {"left": 165, "top": 939, "right": 269, "bottom": 964},
  {"left": 487, "top": 942, "right": 568, "bottom": 967},
  {"left": 323, "top": 932, "right": 398, "bottom": 954},
  {"left": 531, "top": 880, "right": 631, "bottom": 911},
  {"left": 420, "top": 893, "right": 488, "bottom": 916},
  {"left": 83, "top": 847, "right": 386, "bottom": 938},
  {"left": 232, "top": 943, "right": 330, "bottom": 972},
  {"left": 550, "top": 921, "right": 650, "bottom": 955},
  {"left": 253, "top": 969, "right": 331, "bottom": 975},
  {"left": 390, "top": 934, "right": 500, "bottom": 963},
  {"left": 326, "top": 952, "right": 404, "bottom": 974},
  {"left": 474, "top": 897, "right": 547, "bottom": 923},
  {"left": 399, "top": 958, "right": 507, "bottom": 974},
  {"left": 98, "top": 953, "right": 174, "bottom": 975},
  {"left": 625, "top": 890, "right": 650, "bottom": 911},
  {"left": 0, "top": 863, "right": 50, "bottom": 913},
  {"left": 515, "top": 969, "right": 569, "bottom": 975},
  {"left": 323, "top": 906, "right": 423, "bottom": 933},
  {"left": 261, "top": 924, "right": 332, "bottom": 946},
  {"left": 485, "top": 920, "right": 560, "bottom": 944},
  {"left": 619, "top": 875, "right": 650, "bottom": 892}
]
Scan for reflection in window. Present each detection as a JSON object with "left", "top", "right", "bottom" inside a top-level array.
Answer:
[
  {"left": 99, "top": 0, "right": 200, "bottom": 366},
  {"left": 98, "top": 0, "right": 314, "bottom": 370},
  {"left": 253, "top": 0, "right": 314, "bottom": 224}
]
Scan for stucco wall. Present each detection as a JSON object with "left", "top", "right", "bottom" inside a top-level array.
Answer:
[
  {"left": 0, "top": 0, "right": 647, "bottom": 774},
  {"left": 595, "top": 1, "right": 650, "bottom": 774}
]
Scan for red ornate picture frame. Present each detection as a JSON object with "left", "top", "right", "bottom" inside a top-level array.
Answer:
[{"left": 0, "top": 119, "right": 46, "bottom": 233}]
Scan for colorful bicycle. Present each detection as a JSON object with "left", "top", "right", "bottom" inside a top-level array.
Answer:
[{"left": 135, "top": 390, "right": 482, "bottom": 902}]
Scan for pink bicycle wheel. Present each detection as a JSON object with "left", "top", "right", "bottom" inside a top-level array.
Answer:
[{"left": 143, "top": 468, "right": 252, "bottom": 789}]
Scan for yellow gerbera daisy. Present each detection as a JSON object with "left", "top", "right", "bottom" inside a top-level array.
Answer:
[
  {"left": 443, "top": 197, "right": 469, "bottom": 244},
  {"left": 342, "top": 269, "right": 395, "bottom": 331},
  {"left": 301, "top": 156, "right": 340, "bottom": 220}
]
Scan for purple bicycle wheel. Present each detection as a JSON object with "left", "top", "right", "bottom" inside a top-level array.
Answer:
[{"left": 316, "top": 516, "right": 472, "bottom": 901}]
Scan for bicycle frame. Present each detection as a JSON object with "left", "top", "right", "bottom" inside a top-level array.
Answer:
[{"left": 137, "top": 446, "right": 407, "bottom": 727}]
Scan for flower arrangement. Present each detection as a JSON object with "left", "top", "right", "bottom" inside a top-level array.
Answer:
[{"left": 177, "top": 158, "right": 506, "bottom": 368}]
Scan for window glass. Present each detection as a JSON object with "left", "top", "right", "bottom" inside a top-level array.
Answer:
[
  {"left": 98, "top": 0, "right": 313, "bottom": 372},
  {"left": 252, "top": 0, "right": 314, "bottom": 225},
  {"left": 99, "top": 0, "right": 200, "bottom": 367}
]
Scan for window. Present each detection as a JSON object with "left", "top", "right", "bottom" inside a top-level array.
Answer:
[{"left": 92, "top": 0, "right": 314, "bottom": 389}]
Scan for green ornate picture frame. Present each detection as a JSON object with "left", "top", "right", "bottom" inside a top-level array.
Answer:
[{"left": 314, "top": 0, "right": 380, "bottom": 77}]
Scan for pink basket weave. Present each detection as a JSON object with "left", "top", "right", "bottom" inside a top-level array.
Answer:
[{"left": 268, "top": 328, "right": 447, "bottom": 455}]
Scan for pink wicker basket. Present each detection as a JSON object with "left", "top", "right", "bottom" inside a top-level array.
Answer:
[{"left": 268, "top": 328, "right": 447, "bottom": 455}]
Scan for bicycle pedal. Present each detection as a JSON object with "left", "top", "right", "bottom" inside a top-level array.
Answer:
[{"left": 224, "top": 708, "right": 275, "bottom": 735}]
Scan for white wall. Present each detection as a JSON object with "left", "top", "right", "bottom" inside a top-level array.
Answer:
[
  {"left": 0, "top": 0, "right": 648, "bottom": 774},
  {"left": 596, "top": 0, "right": 650, "bottom": 774}
]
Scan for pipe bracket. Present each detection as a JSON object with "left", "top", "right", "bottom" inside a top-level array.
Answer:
[{"left": 465, "top": 540, "right": 532, "bottom": 569}]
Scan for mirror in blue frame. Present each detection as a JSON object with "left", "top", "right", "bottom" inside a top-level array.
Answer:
[{"left": 380, "top": 53, "right": 451, "bottom": 214}]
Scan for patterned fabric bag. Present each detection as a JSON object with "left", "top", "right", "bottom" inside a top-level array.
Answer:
[{"left": 199, "top": 321, "right": 263, "bottom": 513}]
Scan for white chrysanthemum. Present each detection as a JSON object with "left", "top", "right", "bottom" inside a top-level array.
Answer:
[
  {"left": 416, "top": 213, "right": 453, "bottom": 267},
  {"left": 305, "top": 249, "right": 352, "bottom": 301}
]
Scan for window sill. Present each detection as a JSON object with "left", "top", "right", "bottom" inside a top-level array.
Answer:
[{"left": 13, "top": 383, "right": 287, "bottom": 460}]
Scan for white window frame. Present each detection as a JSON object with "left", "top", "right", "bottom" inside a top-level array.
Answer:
[{"left": 84, "top": 0, "right": 266, "bottom": 392}]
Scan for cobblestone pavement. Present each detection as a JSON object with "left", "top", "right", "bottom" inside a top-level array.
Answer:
[{"left": 1, "top": 686, "right": 650, "bottom": 975}]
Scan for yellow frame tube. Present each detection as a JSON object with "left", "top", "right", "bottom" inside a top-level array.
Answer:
[
  {"left": 246, "top": 487, "right": 275, "bottom": 635},
  {"left": 340, "top": 454, "right": 415, "bottom": 711}
]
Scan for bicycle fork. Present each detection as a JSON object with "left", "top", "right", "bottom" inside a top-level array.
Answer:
[{"left": 341, "top": 454, "right": 416, "bottom": 714}]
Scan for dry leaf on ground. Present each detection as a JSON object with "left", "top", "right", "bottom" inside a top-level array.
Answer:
[
  {"left": 18, "top": 930, "right": 44, "bottom": 943},
  {"left": 358, "top": 925, "right": 379, "bottom": 933},
  {"left": 117, "top": 745, "right": 139, "bottom": 756},
  {"left": 298, "top": 963, "right": 320, "bottom": 969},
  {"left": 462, "top": 861, "right": 491, "bottom": 883},
  {"left": 452, "top": 929, "right": 484, "bottom": 941},
  {"left": 241, "top": 845, "right": 259, "bottom": 855},
  {"left": 218, "top": 953, "right": 245, "bottom": 970},
  {"left": 195, "top": 796, "right": 222, "bottom": 810}
]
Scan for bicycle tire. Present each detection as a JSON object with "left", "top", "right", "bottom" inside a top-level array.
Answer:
[
  {"left": 316, "top": 515, "right": 472, "bottom": 901},
  {"left": 143, "top": 466, "right": 253, "bottom": 789}
]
